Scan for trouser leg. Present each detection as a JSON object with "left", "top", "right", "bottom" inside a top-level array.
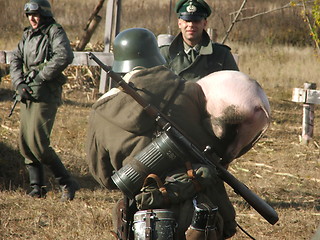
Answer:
[{"left": 19, "top": 101, "right": 79, "bottom": 201}]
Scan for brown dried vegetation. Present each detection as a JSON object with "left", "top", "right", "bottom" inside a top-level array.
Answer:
[{"left": 0, "top": 0, "right": 319, "bottom": 239}]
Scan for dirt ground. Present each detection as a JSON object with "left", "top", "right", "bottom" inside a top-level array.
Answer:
[{"left": 0, "top": 69, "right": 319, "bottom": 240}]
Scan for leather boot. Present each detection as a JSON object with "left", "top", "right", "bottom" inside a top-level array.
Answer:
[
  {"left": 60, "top": 177, "right": 80, "bottom": 201},
  {"left": 47, "top": 160, "right": 80, "bottom": 201},
  {"left": 26, "top": 164, "right": 47, "bottom": 198}
]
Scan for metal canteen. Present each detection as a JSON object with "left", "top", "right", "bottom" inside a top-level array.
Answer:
[{"left": 133, "top": 209, "right": 177, "bottom": 240}]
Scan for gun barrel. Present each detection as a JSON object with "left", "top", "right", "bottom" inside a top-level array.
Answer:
[
  {"left": 8, "top": 99, "right": 18, "bottom": 117},
  {"left": 168, "top": 126, "right": 279, "bottom": 225},
  {"left": 217, "top": 165, "right": 279, "bottom": 224}
]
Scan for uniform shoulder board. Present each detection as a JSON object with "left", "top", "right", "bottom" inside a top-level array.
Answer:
[
  {"left": 49, "top": 23, "right": 63, "bottom": 30},
  {"left": 212, "top": 42, "right": 231, "bottom": 50},
  {"left": 23, "top": 26, "right": 32, "bottom": 31},
  {"left": 159, "top": 44, "right": 170, "bottom": 49}
]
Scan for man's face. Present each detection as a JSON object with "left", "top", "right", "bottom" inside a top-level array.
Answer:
[
  {"left": 27, "top": 13, "right": 41, "bottom": 29},
  {"left": 178, "top": 18, "right": 207, "bottom": 46}
]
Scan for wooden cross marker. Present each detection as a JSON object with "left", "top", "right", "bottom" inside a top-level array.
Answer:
[{"left": 292, "top": 83, "right": 319, "bottom": 144}]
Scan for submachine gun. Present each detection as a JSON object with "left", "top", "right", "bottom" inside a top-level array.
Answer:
[{"left": 88, "top": 52, "right": 279, "bottom": 225}]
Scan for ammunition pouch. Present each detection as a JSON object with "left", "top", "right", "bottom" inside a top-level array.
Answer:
[
  {"left": 111, "top": 132, "right": 230, "bottom": 239},
  {"left": 113, "top": 196, "right": 137, "bottom": 240},
  {"left": 133, "top": 165, "right": 225, "bottom": 239}
]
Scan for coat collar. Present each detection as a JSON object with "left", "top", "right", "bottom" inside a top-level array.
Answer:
[{"left": 168, "top": 30, "right": 213, "bottom": 59}]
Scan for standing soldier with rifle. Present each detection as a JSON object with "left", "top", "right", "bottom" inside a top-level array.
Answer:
[
  {"left": 86, "top": 28, "right": 261, "bottom": 240},
  {"left": 10, "top": 0, "right": 79, "bottom": 201}
]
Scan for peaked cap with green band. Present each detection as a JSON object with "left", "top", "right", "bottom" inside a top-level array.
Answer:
[{"left": 175, "top": 0, "right": 212, "bottom": 21}]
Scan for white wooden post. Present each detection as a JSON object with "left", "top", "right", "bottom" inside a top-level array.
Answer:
[
  {"left": 301, "top": 83, "right": 316, "bottom": 144},
  {"left": 292, "top": 82, "right": 319, "bottom": 144},
  {"left": 99, "top": 0, "right": 121, "bottom": 93}
]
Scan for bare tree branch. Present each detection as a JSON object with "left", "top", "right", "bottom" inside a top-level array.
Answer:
[
  {"left": 221, "top": 0, "right": 247, "bottom": 44},
  {"left": 236, "top": 3, "right": 291, "bottom": 22},
  {"left": 301, "top": 0, "right": 320, "bottom": 54},
  {"left": 234, "top": 1, "right": 314, "bottom": 22},
  {"left": 84, "top": 0, "right": 105, "bottom": 31}
]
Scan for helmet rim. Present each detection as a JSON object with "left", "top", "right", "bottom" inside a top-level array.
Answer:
[{"left": 112, "top": 28, "right": 166, "bottom": 73}]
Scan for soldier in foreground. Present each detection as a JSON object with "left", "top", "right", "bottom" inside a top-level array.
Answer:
[
  {"left": 10, "top": 0, "right": 79, "bottom": 201},
  {"left": 160, "top": 0, "right": 239, "bottom": 82},
  {"left": 86, "top": 28, "right": 238, "bottom": 239}
]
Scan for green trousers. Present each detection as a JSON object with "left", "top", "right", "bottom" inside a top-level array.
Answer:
[
  {"left": 19, "top": 100, "right": 59, "bottom": 165},
  {"left": 19, "top": 100, "right": 70, "bottom": 184}
]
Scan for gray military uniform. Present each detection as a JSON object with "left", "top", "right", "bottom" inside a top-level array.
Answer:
[{"left": 10, "top": 21, "right": 74, "bottom": 185}]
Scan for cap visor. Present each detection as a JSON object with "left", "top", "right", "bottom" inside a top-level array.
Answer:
[{"left": 179, "top": 15, "right": 204, "bottom": 21}]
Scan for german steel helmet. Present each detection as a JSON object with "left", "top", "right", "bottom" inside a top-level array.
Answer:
[
  {"left": 112, "top": 28, "right": 166, "bottom": 73},
  {"left": 175, "top": 0, "right": 211, "bottom": 21},
  {"left": 24, "top": 0, "right": 53, "bottom": 17}
]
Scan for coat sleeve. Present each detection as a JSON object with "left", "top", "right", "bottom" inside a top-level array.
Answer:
[
  {"left": 10, "top": 36, "right": 26, "bottom": 89},
  {"left": 85, "top": 110, "right": 117, "bottom": 189},
  {"left": 38, "top": 24, "right": 74, "bottom": 81}
]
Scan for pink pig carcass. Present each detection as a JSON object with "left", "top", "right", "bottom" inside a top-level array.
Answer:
[{"left": 197, "top": 70, "right": 271, "bottom": 165}]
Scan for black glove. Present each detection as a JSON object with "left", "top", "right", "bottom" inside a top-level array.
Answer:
[{"left": 17, "top": 82, "right": 33, "bottom": 100}]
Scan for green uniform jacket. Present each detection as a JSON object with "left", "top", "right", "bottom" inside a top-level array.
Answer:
[
  {"left": 10, "top": 21, "right": 74, "bottom": 103},
  {"left": 86, "top": 65, "right": 227, "bottom": 189},
  {"left": 160, "top": 31, "right": 239, "bottom": 82},
  {"left": 86, "top": 65, "right": 236, "bottom": 238}
]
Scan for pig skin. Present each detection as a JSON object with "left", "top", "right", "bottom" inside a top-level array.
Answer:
[{"left": 197, "top": 70, "right": 271, "bottom": 164}]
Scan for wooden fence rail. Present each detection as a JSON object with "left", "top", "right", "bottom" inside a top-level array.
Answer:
[
  {"left": 0, "top": 50, "right": 114, "bottom": 93},
  {"left": 0, "top": 50, "right": 114, "bottom": 67},
  {"left": 1, "top": 48, "right": 239, "bottom": 91}
]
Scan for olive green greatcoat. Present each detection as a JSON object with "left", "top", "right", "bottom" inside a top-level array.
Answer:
[
  {"left": 10, "top": 21, "right": 74, "bottom": 104},
  {"left": 86, "top": 65, "right": 227, "bottom": 188},
  {"left": 86, "top": 65, "right": 237, "bottom": 238},
  {"left": 10, "top": 20, "right": 73, "bottom": 172},
  {"left": 160, "top": 31, "right": 239, "bottom": 82}
]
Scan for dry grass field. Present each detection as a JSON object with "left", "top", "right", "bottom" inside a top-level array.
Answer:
[
  {"left": 1, "top": 43, "right": 319, "bottom": 239},
  {"left": 0, "top": 0, "right": 312, "bottom": 50},
  {"left": 1, "top": 0, "right": 320, "bottom": 239}
]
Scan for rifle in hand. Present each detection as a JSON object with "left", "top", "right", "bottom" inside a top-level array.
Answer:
[{"left": 88, "top": 52, "right": 279, "bottom": 225}]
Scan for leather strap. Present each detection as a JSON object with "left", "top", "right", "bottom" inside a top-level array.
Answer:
[
  {"left": 185, "top": 161, "right": 202, "bottom": 192},
  {"left": 143, "top": 173, "right": 170, "bottom": 206},
  {"left": 145, "top": 209, "right": 153, "bottom": 240}
]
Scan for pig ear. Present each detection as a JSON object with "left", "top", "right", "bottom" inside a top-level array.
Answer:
[{"left": 202, "top": 117, "right": 224, "bottom": 139}]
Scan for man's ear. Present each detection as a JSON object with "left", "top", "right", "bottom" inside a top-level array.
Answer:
[
  {"left": 178, "top": 18, "right": 182, "bottom": 29},
  {"left": 203, "top": 19, "right": 208, "bottom": 28}
]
